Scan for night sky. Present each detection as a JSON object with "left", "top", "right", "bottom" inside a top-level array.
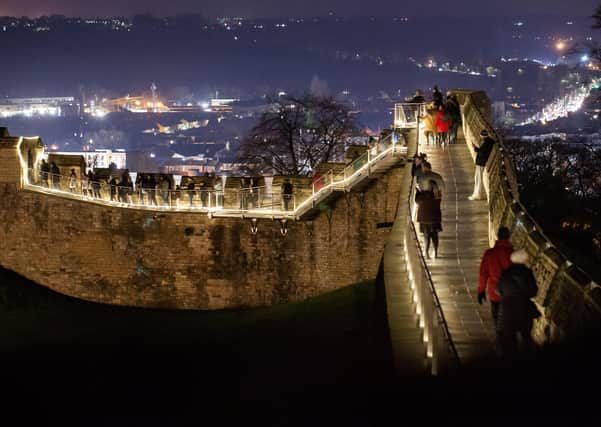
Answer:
[{"left": 1, "top": 0, "right": 599, "bottom": 18}]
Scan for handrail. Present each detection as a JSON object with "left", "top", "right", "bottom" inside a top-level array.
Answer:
[
  {"left": 24, "top": 133, "right": 408, "bottom": 219},
  {"left": 406, "top": 138, "right": 460, "bottom": 373}
]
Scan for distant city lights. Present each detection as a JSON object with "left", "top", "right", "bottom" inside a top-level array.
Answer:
[{"left": 518, "top": 79, "right": 600, "bottom": 126}]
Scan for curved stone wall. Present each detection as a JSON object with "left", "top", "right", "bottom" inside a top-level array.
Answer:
[
  {"left": 0, "top": 137, "right": 403, "bottom": 309},
  {"left": 459, "top": 91, "right": 601, "bottom": 344}
]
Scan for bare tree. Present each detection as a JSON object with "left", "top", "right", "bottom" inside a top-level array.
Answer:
[{"left": 239, "top": 95, "right": 356, "bottom": 175}]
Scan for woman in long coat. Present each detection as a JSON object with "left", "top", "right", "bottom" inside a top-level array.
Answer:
[{"left": 416, "top": 179, "right": 442, "bottom": 259}]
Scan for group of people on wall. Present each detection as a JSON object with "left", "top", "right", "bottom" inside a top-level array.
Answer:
[
  {"left": 409, "top": 86, "right": 461, "bottom": 146},
  {"left": 412, "top": 123, "right": 540, "bottom": 359},
  {"left": 33, "top": 161, "right": 300, "bottom": 212}
]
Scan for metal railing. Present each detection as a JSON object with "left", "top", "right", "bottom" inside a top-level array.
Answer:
[
  {"left": 31, "top": 174, "right": 299, "bottom": 213},
  {"left": 394, "top": 102, "right": 428, "bottom": 129},
  {"left": 403, "top": 146, "right": 460, "bottom": 375},
  {"left": 25, "top": 133, "right": 407, "bottom": 218}
]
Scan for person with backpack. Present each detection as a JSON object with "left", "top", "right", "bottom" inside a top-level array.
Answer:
[
  {"left": 496, "top": 249, "right": 540, "bottom": 358},
  {"left": 445, "top": 94, "right": 461, "bottom": 144}
]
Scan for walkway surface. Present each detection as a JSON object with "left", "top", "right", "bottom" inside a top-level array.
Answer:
[{"left": 420, "top": 137, "right": 496, "bottom": 362}]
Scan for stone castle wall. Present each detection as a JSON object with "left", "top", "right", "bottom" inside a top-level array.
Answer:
[
  {"left": 0, "top": 139, "right": 403, "bottom": 309},
  {"left": 460, "top": 91, "right": 601, "bottom": 344}
]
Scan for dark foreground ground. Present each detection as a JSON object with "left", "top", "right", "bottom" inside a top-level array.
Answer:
[{"left": 1, "top": 267, "right": 600, "bottom": 425}]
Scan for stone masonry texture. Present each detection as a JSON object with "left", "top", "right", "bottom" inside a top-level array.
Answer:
[{"left": 0, "top": 165, "right": 404, "bottom": 310}]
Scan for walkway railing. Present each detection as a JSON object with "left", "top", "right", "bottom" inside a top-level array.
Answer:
[
  {"left": 399, "top": 127, "right": 459, "bottom": 374},
  {"left": 32, "top": 177, "right": 299, "bottom": 213},
  {"left": 24, "top": 134, "right": 407, "bottom": 220}
]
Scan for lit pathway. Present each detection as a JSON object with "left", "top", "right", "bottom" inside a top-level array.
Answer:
[{"left": 419, "top": 138, "right": 496, "bottom": 362}]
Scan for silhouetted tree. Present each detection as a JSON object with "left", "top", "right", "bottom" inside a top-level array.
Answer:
[{"left": 239, "top": 95, "right": 356, "bottom": 175}]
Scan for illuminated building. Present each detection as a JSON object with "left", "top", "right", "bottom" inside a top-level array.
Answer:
[
  {"left": 0, "top": 97, "right": 78, "bottom": 118},
  {"left": 210, "top": 98, "right": 240, "bottom": 112},
  {"left": 46, "top": 149, "right": 127, "bottom": 172}
]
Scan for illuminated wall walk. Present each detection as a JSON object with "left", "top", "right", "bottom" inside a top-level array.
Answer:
[{"left": 0, "top": 128, "right": 406, "bottom": 309}]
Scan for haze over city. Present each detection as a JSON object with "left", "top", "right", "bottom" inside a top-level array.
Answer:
[{"left": 1, "top": 0, "right": 599, "bottom": 18}]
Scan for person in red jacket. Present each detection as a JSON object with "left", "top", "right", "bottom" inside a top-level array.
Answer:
[
  {"left": 478, "top": 226, "right": 513, "bottom": 336},
  {"left": 435, "top": 105, "right": 451, "bottom": 146}
]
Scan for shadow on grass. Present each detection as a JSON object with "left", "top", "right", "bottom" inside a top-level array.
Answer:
[
  {"left": 2, "top": 267, "right": 600, "bottom": 424},
  {"left": 0, "top": 267, "right": 394, "bottom": 420}
]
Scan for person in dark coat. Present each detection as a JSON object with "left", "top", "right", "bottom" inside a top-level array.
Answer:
[
  {"left": 411, "top": 153, "right": 427, "bottom": 179},
  {"left": 39, "top": 159, "right": 50, "bottom": 187},
  {"left": 108, "top": 176, "right": 118, "bottom": 201},
  {"left": 50, "top": 162, "right": 61, "bottom": 189},
  {"left": 445, "top": 93, "right": 461, "bottom": 143},
  {"left": 496, "top": 249, "right": 539, "bottom": 358},
  {"left": 148, "top": 175, "right": 158, "bottom": 206},
  {"left": 469, "top": 129, "right": 496, "bottom": 201},
  {"left": 432, "top": 85, "right": 443, "bottom": 108},
  {"left": 282, "top": 179, "right": 293, "bottom": 211},
  {"left": 186, "top": 178, "right": 195, "bottom": 207},
  {"left": 410, "top": 89, "right": 425, "bottom": 104},
  {"left": 416, "top": 179, "right": 442, "bottom": 259}
]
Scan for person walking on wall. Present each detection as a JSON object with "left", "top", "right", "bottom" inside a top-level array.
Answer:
[
  {"left": 469, "top": 129, "right": 496, "bottom": 201},
  {"left": 148, "top": 174, "right": 158, "bottom": 206},
  {"left": 477, "top": 226, "right": 513, "bottom": 355},
  {"left": 109, "top": 175, "right": 118, "bottom": 201},
  {"left": 68, "top": 169, "right": 77, "bottom": 193},
  {"left": 416, "top": 179, "right": 443, "bottom": 259},
  {"left": 432, "top": 85, "right": 443, "bottom": 108},
  {"left": 50, "top": 162, "right": 61, "bottom": 190},
  {"left": 410, "top": 89, "right": 425, "bottom": 104},
  {"left": 417, "top": 161, "right": 445, "bottom": 194},
  {"left": 435, "top": 105, "right": 451, "bottom": 146},
  {"left": 214, "top": 176, "right": 224, "bottom": 207},
  {"left": 421, "top": 109, "right": 437, "bottom": 146},
  {"left": 187, "top": 178, "right": 195, "bottom": 207},
  {"left": 81, "top": 170, "right": 89, "bottom": 197},
  {"left": 445, "top": 93, "right": 461, "bottom": 144},
  {"left": 90, "top": 171, "right": 101, "bottom": 198},
  {"left": 411, "top": 153, "right": 427, "bottom": 179},
  {"left": 496, "top": 249, "right": 540, "bottom": 359},
  {"left": 282, "top": 179, "right": 293, "bottom": 211},
  {"left": 40, "top": 159, "right": 49, "bottom": 187}
]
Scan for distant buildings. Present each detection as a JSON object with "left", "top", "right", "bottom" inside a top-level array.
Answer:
[
  {"left": 46, "top": 149, "right": 127, "bottom": 172},
  {"left": 210, "top": 98, "right": 240, "bottom": 112},
  {"left": 0, "top": 97, "right": 79, "bottom": 118}
]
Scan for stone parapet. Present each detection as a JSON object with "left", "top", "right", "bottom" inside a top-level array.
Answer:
[{"left": 459, "top": 91, "right": 601, "bottom": 344}]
